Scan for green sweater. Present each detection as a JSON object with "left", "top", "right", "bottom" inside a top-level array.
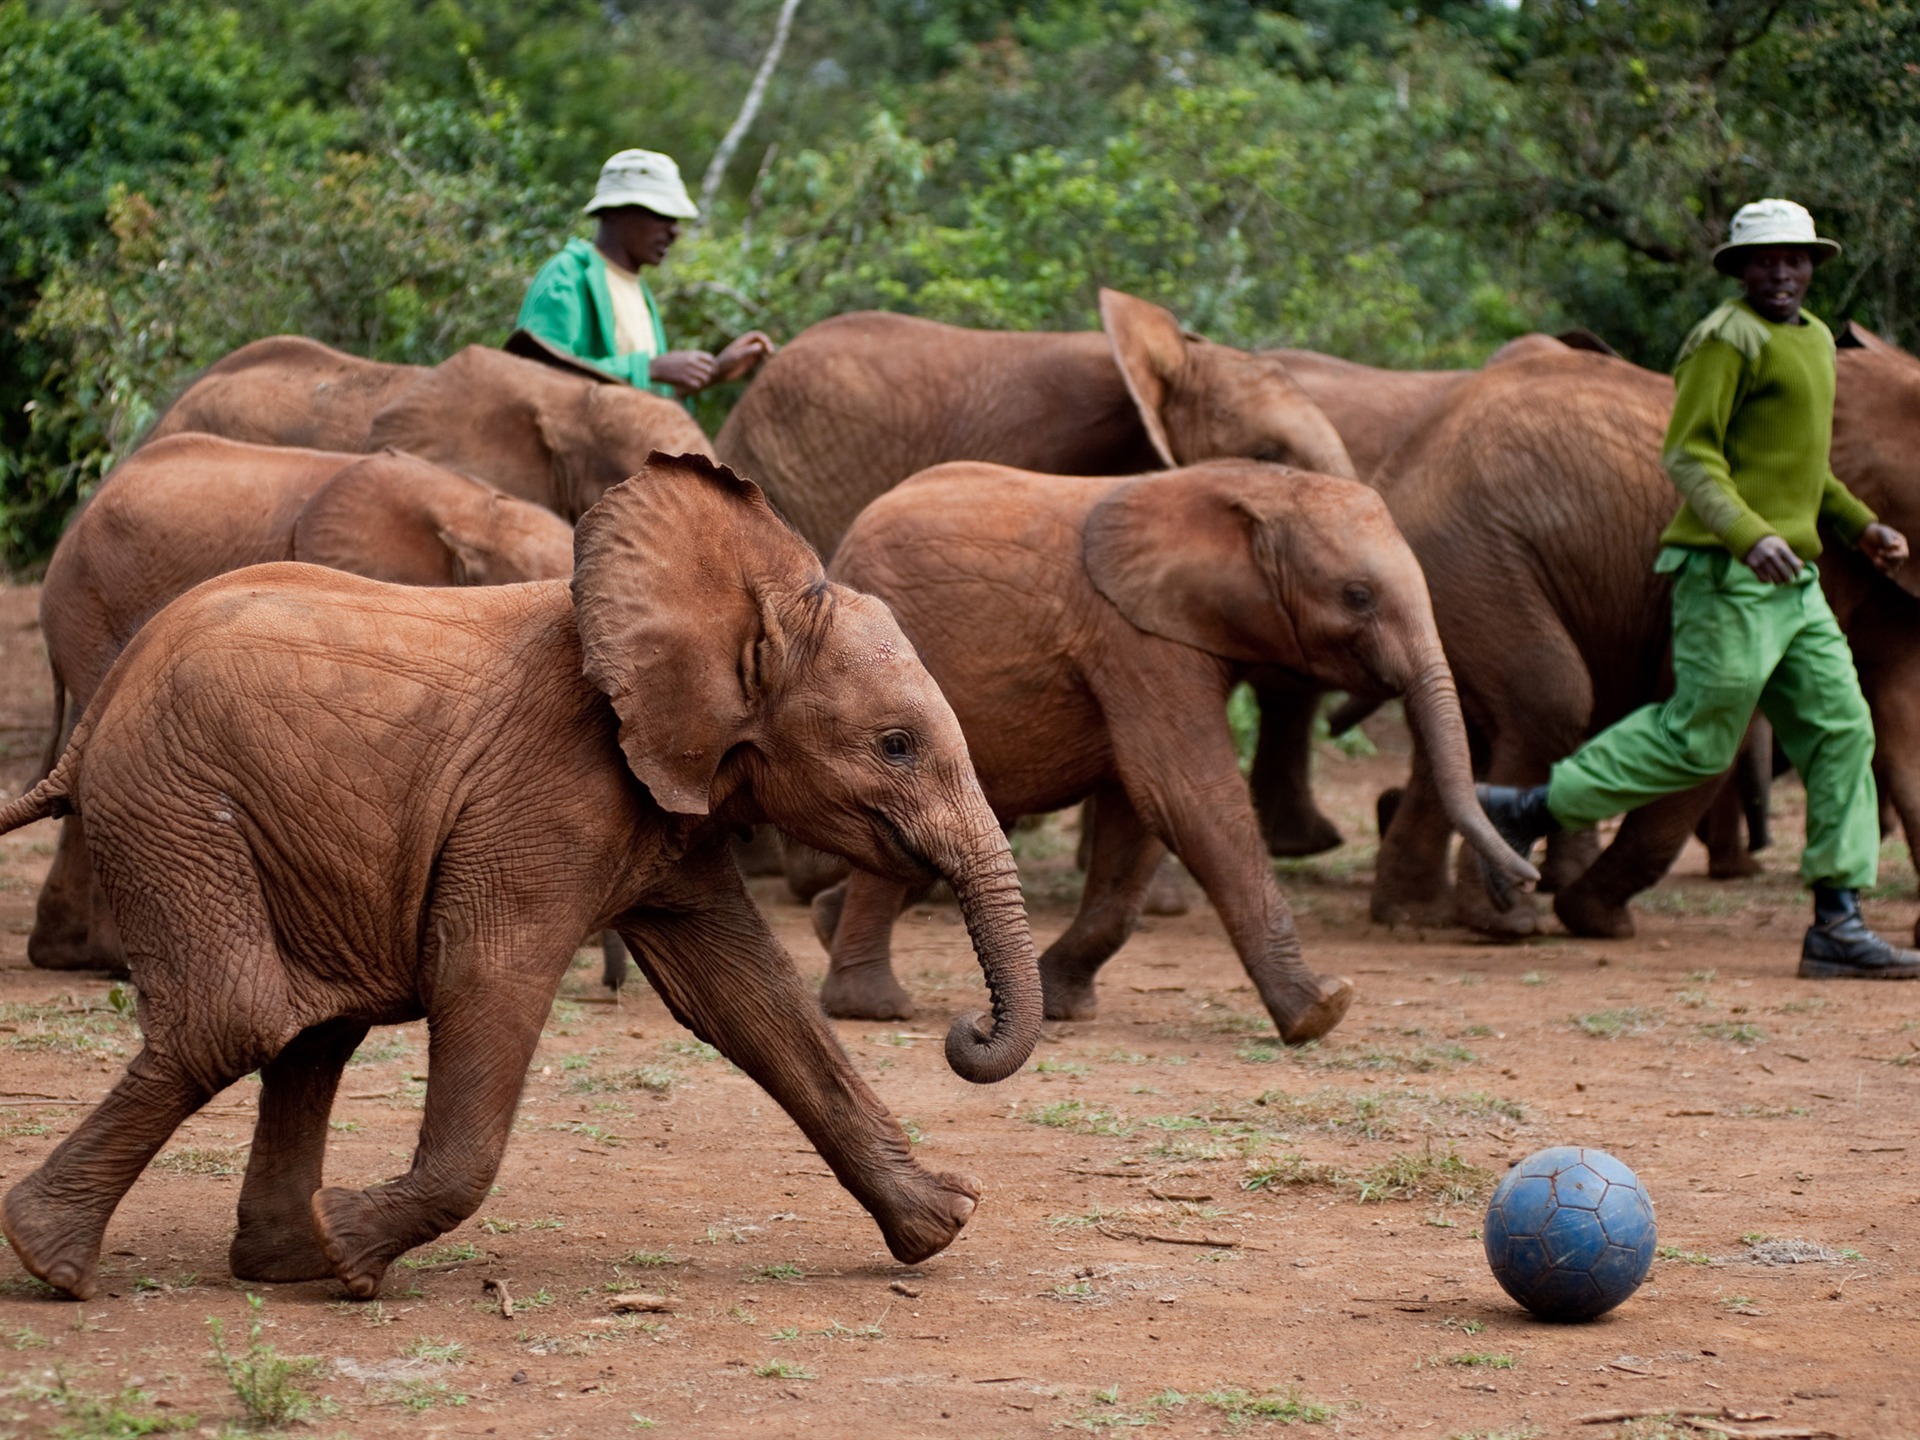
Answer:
[
  {"left": 515, "top": 238, "right": 675, "bottom": 398},
  {"left": 1659, "top": 298, "right": 1876, "bottom": 561}
]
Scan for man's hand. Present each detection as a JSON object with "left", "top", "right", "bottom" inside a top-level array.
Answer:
[
  {"left": 713, "top": 331, "right": 775, "bottom": 384},
  {"left": 1859, "top": 522, "right": 1909, "bottom": 575},
  {"left": 650, "top": 350, "right": 717, "bottom": 394},
  {"left": 1744, "top": 534, "right": 1804, "bottom": 584}
]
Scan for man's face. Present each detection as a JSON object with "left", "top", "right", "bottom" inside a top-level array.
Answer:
[
  {"left": 1738, "top": 245, "right": 1814, "bottom": 323},
  {"left": 604, "top": 206, "right": 679, "bottom": 268}
]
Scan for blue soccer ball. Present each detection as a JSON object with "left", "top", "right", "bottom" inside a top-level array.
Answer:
[{"left": 1482, "top": 1145, "right": 1655, "bottom": 1322}]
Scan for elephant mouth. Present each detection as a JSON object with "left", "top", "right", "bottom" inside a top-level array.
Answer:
[{"left": 871, "top": 810, "right": 938, "bottom": 884}]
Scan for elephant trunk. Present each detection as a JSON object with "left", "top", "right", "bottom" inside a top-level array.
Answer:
[
  {"left": 1400, "top": 658, "right": 1540, "bottom": 899},
  {"left": 925, "top": 797, "right": 1043, "bottom": 1084}
]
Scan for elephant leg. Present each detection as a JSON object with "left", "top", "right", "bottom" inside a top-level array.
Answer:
[
  {"left": 1554, "top": 782, "right": 1721, "bottom": 939},
  {"left": 618, "top": 895, "right": 981, "bottom": 1264},
  {"left": 1738, "top": 716, "right": 1774, "bottom": 852},
  {"left": 3, "top": 1045, "right": 221, "bottom": 1298},
  {"left": 1370, "top": 742, "right": 1456, "bottom": 928},
  {"left": 1539, "top": 826, "right": 1603, "bottom": 893},
  {"left": 1039, "top": 784, "right": 1169, "bottom": 1021},
  {"left": 819, "top": 869, "right": 917, "bottom": 1021},
  {"left": 1697, "top": 774, "right": 1761, "bottom": 879},
  {"left": 312, "top": 964, "right": 553, "bottom": 1299},
  {"left": 231, "top": 1017, "right": 371, "bottom": 1283},
  {"left": 1247, "top": 670, "right": 1342, "bottom": 857},
  {"left": 85, "top": 870, "right": 130, "bottom": 977},
  {"left": 601, "top": 930, "right": 631, "bottom": 990},
  {"left": 26, "top": 813, "right": 96, "bottom": 971},
  {"left": 1107, "top": 692, "right": 1351, "bottom": 1045}
]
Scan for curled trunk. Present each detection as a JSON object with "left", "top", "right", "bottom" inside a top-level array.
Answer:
[
  {"left": 928, "top": 805, "right": 1043, "bottom": 1084},
  {"left": 1401, "top": 660, "right": 1540, "bottom": 903}
]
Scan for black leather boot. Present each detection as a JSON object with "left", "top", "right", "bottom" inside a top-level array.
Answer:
[
  {"left": 1800, "top": 886, "right": 1920, "bottom": 979},
  {"left": 1475, "top": 784, "right": 1562, "bottom": 861}
]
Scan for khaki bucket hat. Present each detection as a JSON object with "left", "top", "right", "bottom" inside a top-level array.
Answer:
[
  {"left": 584, "top": 149, "right": 699, "bottom": 220},
  {"left": 1712, "top": 198, "right": 1840, "bottom": 275}
]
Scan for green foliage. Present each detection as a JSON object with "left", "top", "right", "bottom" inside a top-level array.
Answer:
[
  {"left": 4, "top": 0, "right": 1916, "bottom": 572},
  {"left": 206, "top": 1294, "right": 323, "bottom": 1428}
]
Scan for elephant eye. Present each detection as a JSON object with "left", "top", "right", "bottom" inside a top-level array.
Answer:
[
  {"left": 879, "top": 730, "right": 916, "bottom": 766},
  {"left": 1342, "top": 583, "right": 1375, "bottom": 612}
]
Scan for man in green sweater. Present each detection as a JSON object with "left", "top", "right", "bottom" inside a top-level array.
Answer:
[
  {"left": 516, "top": 149, "right": 772, "bottom": 399},
  {"left": 1480, "top": 199, "right": 1919, "bottom": 979}
]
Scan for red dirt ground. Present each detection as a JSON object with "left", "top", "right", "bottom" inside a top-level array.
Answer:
[{"left": 1, "top": 580, "right": 1916, "bottom": 1439}]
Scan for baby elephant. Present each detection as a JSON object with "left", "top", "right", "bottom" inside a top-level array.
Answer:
[
  {"left": 0, "top": 454, "right": 1040, "bottom": 1302},
  {"left": 29, "top": 433, "right": 576, "bottom": 974},
  {"left": 816, "top": 459, "right": 1537, "bottom": 1039}
]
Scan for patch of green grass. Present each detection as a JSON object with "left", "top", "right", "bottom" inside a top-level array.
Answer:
[
  {"left": 1242, "top": 1154, "right": 1339, "bottom": 1192},
  {"left": 752, "top": 1359, "right": 815, "bottom": 1380},
  {"left": 1348, "top": 1144, "right": 1492, "bottom": 1206},
  {"left": 30, "top": 1372, "right": 195, "bottom": 1437},
  {"left": 1314, "top": 1042, "right": 1477, "bottom": 1073},
  {"left": 663, "top": 1038, "right": 721, "bottom": 1062},
  {"left": 207, "top": 1294, "right": 323, "bottom": 1429},
  {"left": 0, "top": 1116, "right": 52, "bottom": 1137},
  {"left": 1023, "top": 1099, "right": 1127, "bottom": 1136},
  {"left": 480, "top": 1217, "right": 563, "bottom": 1234},
  {"left": 348, "top": 1035, "right": 409, "bottom": 1067},
  {"left": 1656, "top": 1245, "right": 1712, "bottom": 1266},
  {"left": 749, "top": 1261, "right": 805, "bottom": 1283},
  {"left": 616, "top": 1250, "right": 686, "bottom": 1269},
  {"left": 153, "top": 1145, "right": 247, "bottom": 1177},
  {"left": 326, "top": 1119, "right": 361, "bottom": 1133},
  {"left": 1720, "top": 1293, "right": 1756, "bottom": 1310},
  {"left": 7, "top": 1323, "right": 51, "bottom": 1349},
  {"left": 1447, "top": 1352, "right": 1514, "bottom": 1369},
  {"left": 403, "top": 1336, "right": 466, "bottom": 1363},
  {"left": 397, "top": 1241, "right": 485, "bottom": 1269},
  {"left": 547, "top": 1120, "right": 624, "bottom": 1145},
  {"left": 1198, "top": 1385, "right": 1333, "bottom": 1425},
  {"left": 1673, "top": 989, "right": 1713, "bottom": 1009},
  {"left": 568, "top": 1066, "right": 675, "bottom": 1096},
  {"left": 1520, "top": 971, "right": 1551, "bottom": 986},
  {"left": 1034, "top": 1057, "right": 1091, "bottom": 1076},
  {"left": 377, "top": 1380, "right": 469, "bottom": 1411},
  {"left": 1697, "top": 1021, "right": 1766, "bottom": 1046},
  {"left": 1572, "top": 1007, "right": 1660, "bottom": 1039}
]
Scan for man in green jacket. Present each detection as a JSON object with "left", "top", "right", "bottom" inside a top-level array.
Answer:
[
  {"left": 1480, "top": 199, "right": 1919, "bottom": 979},
  {"left": 516, "top": 148, "right": 772, "bottom": 399}
]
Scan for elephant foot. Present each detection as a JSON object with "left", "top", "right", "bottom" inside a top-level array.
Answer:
[
  {"left": 230, "top": 1218, "right": 334, "bottom": 1284},
  {"left": 875, "top": 1170, "right": 979, "bottom": 1265},
  {"left": 1454, "top": 890, "right": 1538, "bottom": 941},
  {"left": 1552, "top": 886, "right": 1637, "bottom": 940},
  {"left": 1538, "top": 828, "right": 1602, "bottom": 895},
  {"left": 1262, "top": 813, "right": 1344, "bottom": 859},
  {"left": 810, "top": 883, "right": 849, "bottom": 951},
  {"left": 1142, "top": 861, "right": 1192, "bottom": 917},
  {"left": 1267, "top": 973, "right": 1355, "bottom": 1045},
  {"left": 819, "top": 962, "right": 916, "bottom": 1022},
  {"left": 26, "top": 922, "right": 106, "bottom": 973},
  {"left": 1369, "top": 892, "right": 1455, "bottom": 928},
  {"left": 2, "top": 1176, "right": 100, "bottom": 1299},
  {"left": 1706, "top": 851, "right": 1763, "bottom": 881},
  {"left": 1040, "top": 964, "right": 1099, "bottom": 1022},
  {"left": 310, "top": 1187, "right": 405, "bottom": 1299}
]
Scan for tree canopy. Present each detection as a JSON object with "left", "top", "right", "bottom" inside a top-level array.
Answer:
[{"left": 2, "top": 0, "right": 1914, "bottom": 570}]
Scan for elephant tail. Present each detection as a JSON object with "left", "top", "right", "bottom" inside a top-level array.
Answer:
[
  {"left": 0, "top": 738, "right": 80, "bottom": 836},
  {"left": 34, "top": 669, "right": 65, "bottom": 783}
]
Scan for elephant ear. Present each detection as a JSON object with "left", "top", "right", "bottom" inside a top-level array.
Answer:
[
  {"left": 1099, "top": 288, "right": 1186, "bottom": 468},
  {"left": 1082, "top": 464, "right": 1299, "bottom": 664},
  {"left": 573, "top": 451, "right": 822, "bottom": 815},
  {"left": 368, "top": 346, "right": 571, "bottom": 512},
  {"left": 293, "top": 452, "right": 463, "bottom": 585}
]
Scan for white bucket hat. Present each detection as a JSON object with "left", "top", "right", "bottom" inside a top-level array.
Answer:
[
  {"left": 584, "top": 149, "right": 699, "bottom": 220},
  {"left": 1712, "top": 198, "right": 1840, "bottom": 275}
]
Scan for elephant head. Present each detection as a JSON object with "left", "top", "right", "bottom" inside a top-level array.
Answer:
[
  {"left": 572, "top": 453, "right": 1042, "bottom": 1082},
  {"left": 1100, "top": 289, "right": 1357, "bottom": 479},
  {"left": 1081, "top": 459, "right": 1537, "bottom": 895},
  {"left": 1834, "top": 323, "right": 1920, "bottom": 602},
  {"left": 367, "top": 347, "right": 715, "bottom": 522},
  {"left": 292, "top": 451, "right": 576, "bottom": 585}
]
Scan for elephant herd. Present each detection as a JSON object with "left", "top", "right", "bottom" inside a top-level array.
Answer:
[{"left": 4, "top": 286, "right": 1917, "bottom": 1303}]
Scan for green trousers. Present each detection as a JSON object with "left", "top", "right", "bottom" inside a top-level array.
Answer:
[{"left": 1547, "top": 547, "right": 1879, "bottom": 889}]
